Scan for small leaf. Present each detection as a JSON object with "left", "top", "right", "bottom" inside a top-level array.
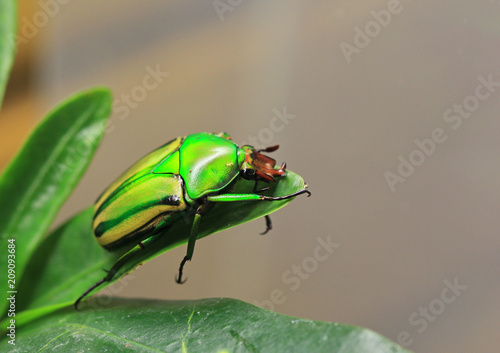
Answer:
[
  {"left": 0, "top": 0, "right": 17, "bottom": 108},
  {"left": 0, "top": 298, "right": 411, "bottom": 352},
  {"left": 0, "top": 88, "right": 112, "bottom": 316}
]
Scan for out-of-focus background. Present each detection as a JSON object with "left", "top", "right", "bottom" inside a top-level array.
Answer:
[{"left": 2, "top": 1, "right": 500, "bottom": 352}]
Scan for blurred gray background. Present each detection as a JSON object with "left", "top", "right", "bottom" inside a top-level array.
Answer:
[{"left": 2, "top": 1, "right": 500, "bottom": 352}]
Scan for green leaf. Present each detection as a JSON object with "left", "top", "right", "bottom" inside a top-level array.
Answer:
[
  {"left": 0, "top": 298, "right": 412, "bottom": 352},
  {"left": 15, "top": 170, "right": 307, "bottom": 318},
  {"left": 0, "top": 0, "right": 16, "bottom": 108},
  {"left": 0, "top": 88, "right": 113, "bottom": 316},
  {"left": 16, "top": 206, "right": 117, "bottom": 313}
]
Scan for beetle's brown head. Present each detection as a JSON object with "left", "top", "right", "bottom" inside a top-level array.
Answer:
[{"left": 240, "top": 145, "right": 286, "bottom": 182}]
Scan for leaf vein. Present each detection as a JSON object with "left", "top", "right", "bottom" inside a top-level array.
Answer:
[
  {"left": 29, "top": 322, "right": 165, "bottom": 353},
  {"left": 181, "top": 306, "right": 196, "bottom": 353}
]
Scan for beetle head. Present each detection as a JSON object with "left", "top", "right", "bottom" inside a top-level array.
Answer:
[{"left": 240, "top": 145, "right": 286, "bottom": 182}]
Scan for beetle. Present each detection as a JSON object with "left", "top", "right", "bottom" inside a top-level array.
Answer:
[{"left": 75, "top": 132, "right": 310, "bottom": 309}]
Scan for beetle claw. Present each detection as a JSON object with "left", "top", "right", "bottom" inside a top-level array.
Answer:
[
  {"left": 278, "top": 162, "right": 286, "bottom": 174},
  {"left": 175, "top": 256, "right": 190, "bottom": 284},
  {"left": 175, "top": 274, "right": 188, "bottom": 284},
  {"left": 260, "top": 215, "right": 272, "bottom": 235}
]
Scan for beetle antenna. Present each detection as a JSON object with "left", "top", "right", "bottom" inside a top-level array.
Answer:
[{"left": 258, "top": 145, "right": 279, "bottom": 153}]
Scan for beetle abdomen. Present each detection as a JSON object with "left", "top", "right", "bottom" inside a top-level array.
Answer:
[{"left": 93, "top": 173, "right": 186, "bottom": 250}]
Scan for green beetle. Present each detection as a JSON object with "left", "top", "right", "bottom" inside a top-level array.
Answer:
[{"left": 75, "top": 132, "right": 310, "bottom": 309}]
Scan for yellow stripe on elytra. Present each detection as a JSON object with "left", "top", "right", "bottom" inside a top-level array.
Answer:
[
  {"left": 95, "top": 137, "right": 182, "bottom": 211},
  {"left": 94, "top": 172, "right": 186, "bottom": 247},
  {"left": 96, "top": 207, "right": 174, "bottom": 247}
]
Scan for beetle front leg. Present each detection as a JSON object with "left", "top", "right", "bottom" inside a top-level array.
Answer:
[
  {"left": 206, "top": 185, "right": 311, "bottom": 203},
  {"left": 175, "top": 205, "right": 204, "bottom": 284},
  {"left": 206, "top": 187, "right": 309, "bottom": 235}
]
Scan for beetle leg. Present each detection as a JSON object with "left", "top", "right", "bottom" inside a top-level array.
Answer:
[
  {"left": 252, "top": 178, "right": 270, "bottom": 194},
  {"left": 206, "top": 185, "right": 311, "bottom": 202},
  {"left": 74, "top": 267, "right": 117, "bottom": 311},
  {"left": 260, "top": 215, "right": 272, "bottom": 235},
  {"left": 175, "top": 205, "right": 203, "bottom": 284},
  {"left": 74, "top": 278, "right": 108, "bottom": 311},
  {"left": 74, "top": 234, "right": 161, "bottom": 310},
  {"left": 253, "top": 179, "right": 258, "bottom": 193},
  {"left": 259, "top": 187, "right": 311, "bottom": 201}
]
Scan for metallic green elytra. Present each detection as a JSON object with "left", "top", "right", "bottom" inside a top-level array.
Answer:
[{"left": 75, "top": 132, "right": 310, "bottom": 309}]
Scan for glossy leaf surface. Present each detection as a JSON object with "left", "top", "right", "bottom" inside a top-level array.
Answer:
[
  {"left": 1, "top": 298, "right": 411, "bottom": 353},
  {"left": 0, "top": 88, "right": 112, "bottom": 316}
]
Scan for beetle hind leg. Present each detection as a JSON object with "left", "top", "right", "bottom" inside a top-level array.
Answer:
[
  {"left": 74, "top": 278, "right": 108, "bottom": 311},
  {"left": 74, "top": 234, "right": 162, "bottom": 310},
  {"left": 74, "top": 267, "right": 118, "bottom": 311}
]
